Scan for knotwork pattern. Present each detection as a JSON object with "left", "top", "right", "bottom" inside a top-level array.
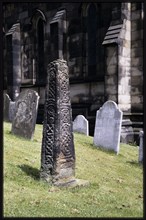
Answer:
[{"left": 40, "top": 59, "right": 75, "bottom": 183}]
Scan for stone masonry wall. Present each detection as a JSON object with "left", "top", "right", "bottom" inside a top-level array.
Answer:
[
  {"left": 131, "top": 3, "right": 143, "bottom": 112},
  {"left": 105, "top": 45, "right": 118, "bottom": 103},
  {"left": 118, "top": 3, "right": 131, "bottom": 112},
  {"left": 3, "top": 3, "right": 143, "bottom": 136}
]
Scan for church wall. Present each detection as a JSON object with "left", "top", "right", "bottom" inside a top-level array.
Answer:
[
  {"left": 131, "top": 3, "right": 143, "bottom": 112},
  {"left": 118, "top": 3, "right": 132, "bottom": 112},
  {"left": 3, "top": 2, "right": 143, "bottom": 138}
]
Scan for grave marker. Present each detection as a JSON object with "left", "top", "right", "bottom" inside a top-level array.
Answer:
[
  {"left": 40, "top": 59, "right": 89, "bottom": 187},
  {"left": 11, "top": 89, "right": 39, "bottom": 140},
  {"left": 138, "top": 130, "right": 143, "bottom": 163},
  {"left": 3, "top": 93, "right": 11, "bottom": 122},
  {"left": 93, "top": 100, "right": 123, "bottom": 154},
  {"left": 73, "top": 115, "right": 89, "bottom": 136},
  {"left": 40, "top": 59, "right": 76, "bottom": 186},
  {"left": 9, "top": 101, "right": 16, "bottom": 122}
]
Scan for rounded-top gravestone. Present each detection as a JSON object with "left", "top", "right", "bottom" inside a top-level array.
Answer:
[
  {"left": 93, "top": 100, "right": 123, "bottom": 154},
  {"left": 73, "top": 115, "right": 89, "bottom": 136},
  {"left": 11, "top": 89, "right": 40, "bottom": 140}
]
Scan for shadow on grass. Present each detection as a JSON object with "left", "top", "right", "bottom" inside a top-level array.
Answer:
[
  {"left": 18, "top": 164, "right": 40, "bottom": 180},
  {"left": 5, "top": 130, "right": 31, "bottom": 142},
  {"left": 91, "top": 144, "right": 117, "bottom": 155},
  {"left": 126, "top": 160, "right": 143, "bottom": 167}
]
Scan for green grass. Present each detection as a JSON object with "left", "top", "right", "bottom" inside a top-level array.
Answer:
[{"left": 3, "top": 122, "right": 143, "bottom": 217}]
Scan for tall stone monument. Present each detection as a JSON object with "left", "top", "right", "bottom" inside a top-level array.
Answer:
[
  {"left": 11, "top": 89, "right": 39, "bottom": 140},
  {"left": 40, "top": 59, "right": 76, "bottom": 186},
  {"left": 93, "top": 100, "right": 123, "bottom": 154}
]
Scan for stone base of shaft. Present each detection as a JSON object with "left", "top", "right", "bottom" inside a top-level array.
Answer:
[
  {"left": 53, "top": 177, "right": 89, "bottom": 188},
  {"left": 40, "top": 174, "right": 89, "bottom": 188}
]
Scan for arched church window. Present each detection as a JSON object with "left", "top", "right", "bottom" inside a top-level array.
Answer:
[
  {"left": 87, "top": 3, "right": 97, "bottom": 77},
  {"left": 82, "top": 3, "right": 109, "bottom": 80},
  {"left": 36, "top": 18, "right": 44, "bottom": 84},
  {"left": 81, "top": 3, "right": 101, "bottom": 79},
  {"left": 31, "top": 9, "right": 46, "bottom": 85},
  {"left": 50, "top": 10, "right": 66, "bottom": 61}
]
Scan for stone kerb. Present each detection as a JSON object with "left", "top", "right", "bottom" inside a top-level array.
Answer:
[
  {"left": 11, "top": 89, "right": 40, "bottom": 140},
  {"left": 93, "top": 100, "right": 123, "bottom": 154},
  {"left": 73, "top": 115, "right": 89, "bottom": 136},
  {"left": 138, "top": 130, "right": 143, "bottom": 164}
]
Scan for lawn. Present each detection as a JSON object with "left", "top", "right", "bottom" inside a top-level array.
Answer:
[{"left": 3, "top": 122, "right": 143, "bottom": 217}]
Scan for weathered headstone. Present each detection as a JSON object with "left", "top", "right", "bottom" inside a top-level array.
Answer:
[
  {"left": 40, "top": 59, "right": 75, "bottom": 186},
  {"left": 3, "top": 93, "right": 11, "bottom": 122},
  {"left": 73, "top": 115, "right": 89, "bottom": 136},
  {"left": 3, "top": 93, "right": 16, "bottom": 122},
  {"left": 11, "top": 89, "right": 39, "bottom": 140},
  {"left": 40, "top": 59, "right": 89, "bottom": 187},
  {"left": 138, "top": 130, "right": 143, "bottom": 164},
  {"left": 93, "top": 100, "right": 123, "bottom": 154},
  {"left": 9, "top": 101, "right": 16, "bottom": 122}
]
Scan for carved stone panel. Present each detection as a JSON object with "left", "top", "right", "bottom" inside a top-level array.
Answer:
[{"left": 40, "top": 59, "right": 75, "bottom": 185}]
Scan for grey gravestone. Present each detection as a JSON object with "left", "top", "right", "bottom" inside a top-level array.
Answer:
[
  {"left": 3, "top": 94, "right": 11, "bottom": 122},
  {"left": 138, "top": 130, "right": 143, "bottom": 163},
  {"left": 3, "top": 93, "right": 16, "bottom": 122},
  {"left": 9, "top": 101, "right": 16, "bottom": 122},
  {"left": 93, "top": 100, "right": 123, "bottom": 154},
  {"left": 40, "top": 59, "right": 89, "bottom": 187},
  {"left": 73, "top": 115, "right": 89, "bottom": 136},
  {"left": 11, "top": 89, "right": 39, "bottom": 140}
]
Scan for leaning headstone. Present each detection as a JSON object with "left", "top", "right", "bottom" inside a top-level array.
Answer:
[
  {"left": 73, "top": 115, "right": 89, "bottom": 136},
  {"left": 138, "top": 130, "right": 143, "bottom": 164},
  {"left": 93, "top": 100, "right": 123, "bottom": 154},
  {"left": 11, "top": 89, "right": 39, "bottom": 140},
  {"left": 40, "top": 59, "right": 89, "bottom": 187}
]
